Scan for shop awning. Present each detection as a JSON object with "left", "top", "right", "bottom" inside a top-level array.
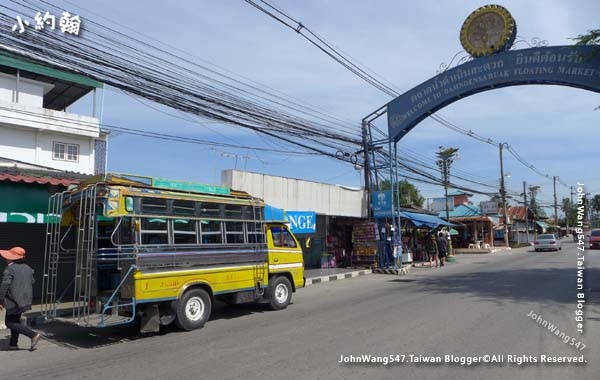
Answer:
[
  {"left": 536, "top": 221, "right": 551, "bottom": 229},
  {"left": 400, "top": 211, "right": 454, "bottom": 228}
]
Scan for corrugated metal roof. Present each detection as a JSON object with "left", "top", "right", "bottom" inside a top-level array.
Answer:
[
  {"left": 440, "top": 204, "right": 482, "bottom": 218},
  {"left": 0, "top": 172, "right": 79, "bottom": 186},
  {"left": 498, "top": 206, "right": 531, "bottom": 221}
]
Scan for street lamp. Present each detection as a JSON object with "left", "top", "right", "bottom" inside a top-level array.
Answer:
[{"left": 436, "top": 146, "right": 459, "bottom": 222}]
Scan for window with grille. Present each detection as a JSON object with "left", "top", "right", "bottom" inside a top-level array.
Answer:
[
  {"left": 140, "top": 218, "right": 168, "bottom": 245},
  {"left": 200, "top": 220, "right": 222, "bottom": 244},
  {"left": 247, "top": 222, "right": 265, "bottom": 244},
  {"left": 225, "top": 221, "right": 245, "bottom": 244},
  {"left": 141, "top": 197, "right": 167, "bottom": 215},
  {"left": 173, "top": 219, "right": 197, "bottom": 245}
]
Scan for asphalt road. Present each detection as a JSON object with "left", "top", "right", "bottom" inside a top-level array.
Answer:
[{"left": 1, "top": 241, "right": 599, "bottom": 380}]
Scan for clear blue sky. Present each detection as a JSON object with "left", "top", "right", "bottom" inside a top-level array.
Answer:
[{"left": 58, "top": 0, "right": 598, "bottom": 215}]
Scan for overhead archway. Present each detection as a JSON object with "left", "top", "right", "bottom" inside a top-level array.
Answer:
[{"left": 387, "top": 45, "right": 600, "bottom": 142}]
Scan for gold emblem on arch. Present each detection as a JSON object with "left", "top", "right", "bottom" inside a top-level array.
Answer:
[{"left": 460, "top": 5, "right": 517, "bottom": 57}]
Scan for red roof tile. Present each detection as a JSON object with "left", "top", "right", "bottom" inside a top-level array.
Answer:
[{"left": 0, "top": 173, "right": 79, "bottom": 186}]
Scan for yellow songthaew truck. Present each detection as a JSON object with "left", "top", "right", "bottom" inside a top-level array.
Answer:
[{"left": 41, "top": 173, "right": 304, "bottom": 332}]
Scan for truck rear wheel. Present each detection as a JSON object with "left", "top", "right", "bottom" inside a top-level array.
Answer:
[
  {"left": 176, "top": 288, "right": 211, "bottom": 331},
  {"left": 267, "top": 276, "right": 292, "bottom": 310}
]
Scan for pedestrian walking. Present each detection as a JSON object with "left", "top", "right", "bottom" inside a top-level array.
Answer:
[
  {"left": 425, "top": 234, "right": 439, "bottom": 268},
  {"left": 0, "top": 247, "right": 41, "bottom": 351},
  {"left": 437, "top": 232, "right": 448, "bottom": 267}
]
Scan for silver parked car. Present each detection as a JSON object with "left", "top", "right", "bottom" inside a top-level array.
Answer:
[{"left": 534, "top": 233, "right": 562, "bottom": 252}]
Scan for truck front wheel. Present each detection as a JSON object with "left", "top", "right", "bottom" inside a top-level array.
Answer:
[
  {"left": 267, "top": 276, "right": 292, "bottom": 310},
  {"left": 176, "top": 288, "right": 212, "bottom": 331}
]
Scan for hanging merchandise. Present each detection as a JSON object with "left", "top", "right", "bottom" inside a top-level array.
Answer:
[{"left": 351, "top": 220, "right": 379, "bottom": 267}]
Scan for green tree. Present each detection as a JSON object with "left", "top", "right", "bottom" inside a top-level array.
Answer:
[
  {"left": 592, "top": 194, "right": 600, "bottom": 213},
  {"left": 561, "top": 197, "right": 576, "bottom": 226},
  {"left": 574, "top": 28, "right": 600, "bottom": 110},
  {"left": 574, "top": 29, "right": 600, "bottom": 45},
  {"left": 379, "top": 179, "right": 425, "bottom": 208},
  {"left": 592, "top": 194, "right": 600, "bottom": 226},
  {"left": 530, "top": 197, "right": 546, "bottom": 219}
]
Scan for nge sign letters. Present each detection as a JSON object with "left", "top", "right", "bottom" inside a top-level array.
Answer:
[{"left": 287, "top": 211, "right": 316, "bottom": 234}]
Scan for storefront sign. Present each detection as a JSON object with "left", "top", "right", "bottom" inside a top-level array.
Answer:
[
  {"left": 429, "top": 197, "right": 453, "bottom": 213},
  {"left": 287, "top": 211, "right": 316, "bottom": 234},
  {"left": 372, "top": 191, "right": 393, "bottom": 218},
  {"left": 480, "top": 201, "right": 499, "bottom": 214},
  {"left": 0, "top": 183, "right": 57, "bottom": 223},
  {"left": 0, "top": 211, "right": 58, "bottom": 224}
]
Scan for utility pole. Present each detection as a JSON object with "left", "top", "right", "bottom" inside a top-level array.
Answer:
[
  {"left": 499, "top": 143, "right": 509, "bottom": 247},
  {"left": 586, "top": 192, "right": 592, "bottom": 225},
  {"left": 553, "top": 176, "right": 558, "bottom": 230},
  {"left": 570, "top": 185, "right": 575, "bottom": 234},
  {"left": 361, "top": 120, "right": 371, "bottom": 217},
  {"left": 436, "top": 147, "right": 459, "bottom": 222},
  {"left": 443, "top": 161, "right": 450, "bottom": 222},
  {"left": 523, "top": 181, "right": 529, "bottom": 244},
  {"left": 529, "top": 185, "right": 540, "bottom": 239},
  {"left": 565, "top": 195, "right": 570, "bottom": 238}
]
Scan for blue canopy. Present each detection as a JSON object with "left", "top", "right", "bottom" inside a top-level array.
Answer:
[{"left": 399, "top": 211, "right": 454, "bottom": 228}]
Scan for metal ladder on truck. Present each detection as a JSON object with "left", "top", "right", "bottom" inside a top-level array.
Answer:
[
  {"left": 41, "top": 192, "right": 65, "bottom": 319},
  {"left": 251, "top": 198, "right": 267, "bottom": 298},
  {"left": 72, "top": 184, "right": 98, "bottom": 325}
]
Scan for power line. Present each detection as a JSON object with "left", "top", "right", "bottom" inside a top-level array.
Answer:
[
  {"left": 245, "top": 0, "right": 570, "bottom": 189},
  {"left": 1, "top": 0, "right": 363, "bottom": 164},
  {"left": 0, "top": 105, "right": 319, "bottom": 155},
  {"left": 1, "top": 1, "right": 567, "bottom": 197}
]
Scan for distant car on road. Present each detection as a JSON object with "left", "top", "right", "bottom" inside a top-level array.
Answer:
[
  {"left": 589, "top": 229, "right": 600, "bottom": 249},
  {"left": 534, "top": 234, "right": 562, "bottom": 252}
]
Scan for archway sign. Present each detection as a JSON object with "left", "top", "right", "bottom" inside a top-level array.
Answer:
[
  {"left": 387, "top": 4, "right": 600, "bottom": 142},
  {"left": 370, "top": 5, "right": 600, "bottom": 268},
  {"left": 387, "top": 44, "right": 600, "bottom": 142}
]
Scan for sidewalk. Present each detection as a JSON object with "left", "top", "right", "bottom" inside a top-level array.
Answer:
[{"left": 304, "top": 267, "right": 373, "bottom": 286}]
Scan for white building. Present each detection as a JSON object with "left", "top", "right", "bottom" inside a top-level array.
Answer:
[
  {"left": 222, "top": 169, "right": 367, "bottom": 218},
  {"left": 0, "top": 50, "right": 107, "bottom": 303},
  {"left": 0, "top": 51, "right": 107, "bottom": 174}
]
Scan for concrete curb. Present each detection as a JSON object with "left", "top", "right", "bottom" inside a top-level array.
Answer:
[
  {"left": 304, "top": 269, "right": 372, "bottom": 286},
  {"left": 372, "top": 267, "right": 411, "bottom": 275}
]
